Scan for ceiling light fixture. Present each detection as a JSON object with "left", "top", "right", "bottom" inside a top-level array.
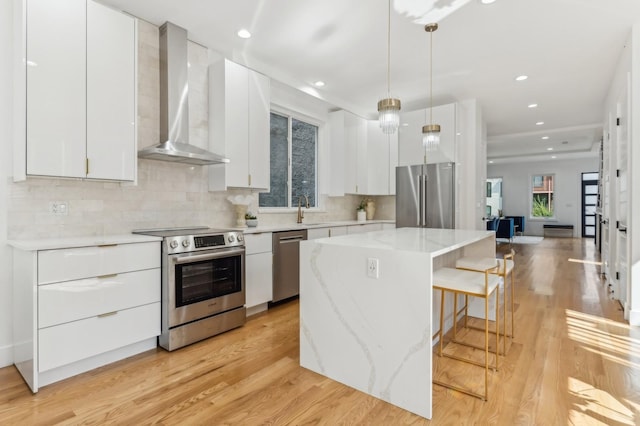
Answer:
[
  {"left": 536, "top": 121, "right": 544, "bottom": 125},
  {"left": 515, "top": 75, "right": 528, "bottom": 81},
  {"left": 547, "top": 147, "right": 553, "bottom": 151},
  {"left": 237, "top": 29, "right": 251, "bottom": 39},
  {"left": 541, "top": 136, "right": 549, "bottom": 140},
  {"left": 528, "top": 103, "right": 538, "bottom": 108},
  {"left": 481, "top": 0, "right": 497, "bottom": 4},
  {"left": 551, "top": 155, "right": 557, "bottom": 159},
  {"left": 314, "top": 80, "right": 325, "bottom": 87},
  {"left": 377, "top": 0, "right": 401, "bottom": 135},
  {"left": 422, "top": 22, "right": 440, "bottom": 151}
]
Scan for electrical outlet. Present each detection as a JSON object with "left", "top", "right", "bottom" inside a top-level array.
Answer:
[
  {"left": 367, "top": 257, "right": 379, "bottom": 279},
  {"left": 49, "top": 201, "right": 68, "bottom": 216}
]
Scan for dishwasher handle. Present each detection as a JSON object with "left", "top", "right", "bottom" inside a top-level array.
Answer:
[{"left": 278, "top": 235, "right": 305, "bottom": 243}]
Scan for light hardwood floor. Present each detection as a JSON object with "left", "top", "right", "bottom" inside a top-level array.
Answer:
[{"left": 1, "top": 238, "right": 639, "bottom": 425}]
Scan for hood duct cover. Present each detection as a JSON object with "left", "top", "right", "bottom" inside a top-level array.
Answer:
[{"left": 138, "top": 22, "right": 229, "bottom": 165}]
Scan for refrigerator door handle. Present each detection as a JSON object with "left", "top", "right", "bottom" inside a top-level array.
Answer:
[{"left": 420, "top": 174, "right": 427, "bottom": 227}]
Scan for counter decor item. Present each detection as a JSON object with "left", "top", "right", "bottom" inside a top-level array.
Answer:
[
  {"left": 357, "top": 199, "right": 367, "bottom": 222},
  {"left": 245, "top": 212, "right": 258, "bottom": 227},
  {"left": 366, "top": 199, "right": 376, "bottom": 220},
  {"left": 227, "top": 195, "right": 253, "bottom": 227}
]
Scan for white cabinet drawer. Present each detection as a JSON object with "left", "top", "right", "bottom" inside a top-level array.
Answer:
[
  {"left": 38, "top": 241, "right": 159, "bottom": 284},
  {"left": 38, "top": 302, "right": 160, "bottom": 373},
  {"left": 244, "top": 232, "right": 272, "bottom": 255},
  {"left": 38, "top": 268, "right": 160, "bottom": 328},
  {"left": 307, "top": 228, "right": 329, "bottom": 240}
]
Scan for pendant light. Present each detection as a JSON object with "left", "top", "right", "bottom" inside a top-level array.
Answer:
[
  {"left": 422, "top": 23, "right": 440, "bottom": 151},
  {"left": 377, "top": 0, "right": 401, "bottom": 134}
]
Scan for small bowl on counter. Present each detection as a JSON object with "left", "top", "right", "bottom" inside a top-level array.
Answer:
[{"left": 246, "top": 219, "right": 258, "bottom": 227}]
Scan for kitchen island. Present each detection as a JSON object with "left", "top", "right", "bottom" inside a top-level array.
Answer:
[{"left": 299, "top": 227, "right": 495, "bottom": 419}]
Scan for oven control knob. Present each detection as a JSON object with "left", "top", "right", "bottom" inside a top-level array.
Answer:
[
  {"left": 169, "top": 240, "right": 179, "bottom": 249},
  {"left": 228, "top": 235, "right": 236, "bottom": 243},
  {"left": 182, "top": 240, "right": 190, "bottom": 248},
  {"left": 237, "top": 234, "right": 244, "bottom": 242}
]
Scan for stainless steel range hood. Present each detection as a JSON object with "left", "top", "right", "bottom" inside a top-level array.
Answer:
[{"left": 138, "top": 22, "right": 229, "bottom": 165}]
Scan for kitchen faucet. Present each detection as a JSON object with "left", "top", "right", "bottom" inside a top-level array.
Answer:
[{"left": 297, "top": 195, "right": 310, "bottom": 223}]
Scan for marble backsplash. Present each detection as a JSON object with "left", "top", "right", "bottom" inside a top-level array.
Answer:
[{"left": 7, "top": 20, "right": 394, "bottom": 240}]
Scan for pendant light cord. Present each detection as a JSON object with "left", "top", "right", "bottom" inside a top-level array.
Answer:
[
  {"left": 387, "top": 0, "right": 391, "bottom": 96},
  {"left": 429, "top": 27, "right": 433, "bottom": 125}
]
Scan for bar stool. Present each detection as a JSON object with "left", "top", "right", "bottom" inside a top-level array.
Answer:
[
  {"left": 455, "top": 249, "right": 515, "bottom": 355},
  {"left": 432, "top": 266, "right": 502, "bottom": 401}
]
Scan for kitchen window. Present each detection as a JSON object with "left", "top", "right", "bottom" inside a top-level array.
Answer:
[
  {"left": 259, "top": 111, "right": 318, "bottom": 209},
  {"left": 531, "top": 174, "right": 554, "bottom": 218}
]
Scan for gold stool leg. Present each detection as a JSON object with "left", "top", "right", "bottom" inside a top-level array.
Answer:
[{"left": 439, "top": 288, "right": 445, "bottom": 356}]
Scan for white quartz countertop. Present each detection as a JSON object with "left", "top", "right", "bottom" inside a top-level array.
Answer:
[
  {"left": 239, "top": 219, "right": 394, "bottom": 234},
  {"left": 305, "top": 227, "right": 494, "bottom": 257},
  {"left": 8, "top": 234, "right": 162, "bottom": 251}
]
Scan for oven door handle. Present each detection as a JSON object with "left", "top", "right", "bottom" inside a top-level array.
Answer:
[{"left": 170, "top": 247, "right": 245, "bottom": 265}]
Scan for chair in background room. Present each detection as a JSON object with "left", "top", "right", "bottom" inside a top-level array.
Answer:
[
  {"left": 505, "top": 215, "right": 525, "bottom": 236},
  {"left": 486, "top": 217, "right": 500, "bottom": 232},
  {"left": 496, "top": 218, "right": 514, "bottom": 241}
]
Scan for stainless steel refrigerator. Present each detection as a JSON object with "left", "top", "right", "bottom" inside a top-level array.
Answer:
[{"left": 396, "top": 163, "right": 455, "bottom": 228}]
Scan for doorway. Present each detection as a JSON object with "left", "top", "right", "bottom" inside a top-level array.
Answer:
[
  {"left": 486, "top": 177, "right": 502, "bottom": 217},
  {"left": 581, "top": 172, "right": 598, "bottom": 238}
]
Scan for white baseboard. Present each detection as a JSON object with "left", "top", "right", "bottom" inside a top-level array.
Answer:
[
  {"left": 0, "top": 343, "right": 13, "bottom": 368},
  {"left": 629, "top": 309, "right": 640, "bottom": 327}
]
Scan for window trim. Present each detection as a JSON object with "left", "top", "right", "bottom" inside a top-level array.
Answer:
[
  {"left": 258, "top": 105, "right": 323, "bottom": 212},
  {"left": 529, "top": 173, "right": 556, "bottom": 221}
]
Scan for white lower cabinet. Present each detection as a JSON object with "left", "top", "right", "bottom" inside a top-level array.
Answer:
[
  {"left": 244, "top": 232, "right": 273, "bottom": 315},
  {"left": 11, "top": 238, "right": 161, "bottom": 392},
  {"left": 307, "top": 226, "right": 348, "bottom": 239}
]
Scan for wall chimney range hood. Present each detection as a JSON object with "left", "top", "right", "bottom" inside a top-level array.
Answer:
[{"left": 138, "top": 22, "right": 229, "bottom": 165}]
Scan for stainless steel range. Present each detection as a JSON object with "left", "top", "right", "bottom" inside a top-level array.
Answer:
[{"left": 133, "top": 227, "right": 245, "bottom": 351}]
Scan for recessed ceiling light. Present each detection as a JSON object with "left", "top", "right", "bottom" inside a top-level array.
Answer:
[
  {"left": 551, "top": 156, "right": 557, "bottom": 159},
  {"left": 489, "top": 160, "right": 494, "bottom": 164},
  {"left": 536, "top": 121, "right": 544, "bottom": 126},
  {"left": 547, "top": 147, "right": 553, "bottom": 151},
  {"left": 237, "top": 29, "right": 252, "bottom": 39},
  {"left": 528, "top": 103, "right": 538, "bottom": 108},
  {"left": 313, "top": 81, "right": 325, "bottom": 87},
  {"left": 515, "top": 75, "right": 528, "bottom": 81},
  {"left": 541, "top": 136, "right": 549, "bottom": 140},
  {"left": 480, "top": 0, "right": 497, "bottom": 4}
]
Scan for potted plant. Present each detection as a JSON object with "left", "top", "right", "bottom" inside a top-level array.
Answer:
[
  {"left": 356, "top": 199, "right": 367, "bottom": 222},
  {"left": 245, "top": 212, "right": 258, "bottom": 227}
]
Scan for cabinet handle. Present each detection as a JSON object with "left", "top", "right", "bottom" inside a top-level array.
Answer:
[
  {"left": 98, "top": 311, "right": 117, "bottom": 318},
  {"left": 97, "top": 244, "right": 118, "bottom": 248},
  {"left": 97, "top": 273, "right": 118, "bottom": 279},
  {"left": 86, "top": 158, "right": 90, "bottom": 175}
]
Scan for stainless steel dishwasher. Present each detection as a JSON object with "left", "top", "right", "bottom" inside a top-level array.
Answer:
[{"left": 272, "top": 229, "right": 307, "bottom": 302}]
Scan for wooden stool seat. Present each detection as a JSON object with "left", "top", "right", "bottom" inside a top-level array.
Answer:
[{"left": 433, "top": 266, "right": 502, "bottom": 401}]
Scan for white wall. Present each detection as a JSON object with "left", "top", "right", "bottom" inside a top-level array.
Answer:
[
  {"left": 628, "top": 23, "right": 640, "bottom": 325},
  {"left": 1, "top": 0, "right": 14, "bottom": 367},
  {"left": 488, "top": 157, "right": 598, "bottom": 237}
]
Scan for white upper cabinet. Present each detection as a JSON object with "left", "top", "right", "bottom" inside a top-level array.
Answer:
[
  {"left": 86, "top": 0, "right": 136, "bottom": 181},
  {"left": 366, "top": 120, "right": 398, "bottom": 196},
  {"left": 329, "top": 111, "right": 397, "bottom": 196},
  {"left": 398, "top": 103, "right": 457, "bottom": 166},
  {"left": 25, "top": 0, "right": 136, "bottom": 181},
  {"left": 209, "top": 59, "right": 270, "bottom": 191},
  {"left": 26, "top": 0, "right": 86, "bottom": 178},
  {"left": 328, "top": 110, "right": 367, "bottom": 195}
]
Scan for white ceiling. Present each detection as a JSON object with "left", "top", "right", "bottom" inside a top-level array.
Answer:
[{"left": 100, "top": 0, "right": 640, "bottom": 163}]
